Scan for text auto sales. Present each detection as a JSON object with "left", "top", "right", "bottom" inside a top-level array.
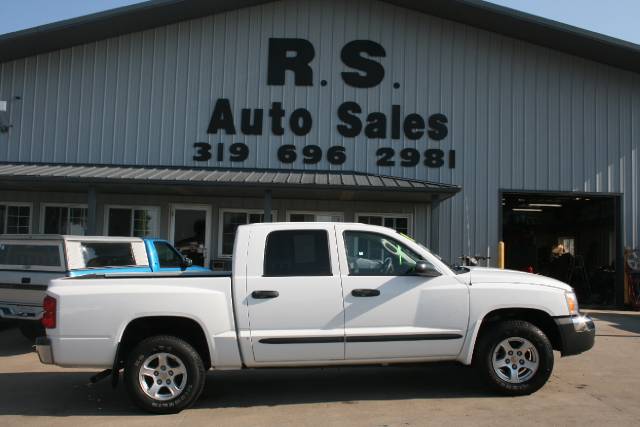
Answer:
[{"left": 194, "top": 38, "right": 455, "bottom": 169}]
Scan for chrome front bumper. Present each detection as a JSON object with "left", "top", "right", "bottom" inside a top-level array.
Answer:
[{"left": 35, "top": 336, "right": 54, "bottom": 364}]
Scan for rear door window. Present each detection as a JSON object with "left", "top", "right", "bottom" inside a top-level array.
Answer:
[
  {"left": 263, "top": 230, "right": 331, "bottom": 276},
  {"left": 0, "top": 242, "right": 63, "bottom": 270},
  {"left": 80, "top": 242, "right": 135, "bottom": 268}
]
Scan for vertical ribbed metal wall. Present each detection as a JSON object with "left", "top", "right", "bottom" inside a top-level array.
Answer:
[{"left": 0, "top": 0, "right": 638, "bottom": 262}]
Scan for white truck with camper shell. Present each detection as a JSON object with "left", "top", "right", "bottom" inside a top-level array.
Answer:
[
  {"left": 0, "top": 234, "right": 206, "bottom": 340},
  {"left": 36, "top": 222, "right": 595, "bottom": 413}
]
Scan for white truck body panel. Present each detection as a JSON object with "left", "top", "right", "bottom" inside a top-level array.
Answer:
[
  {"left": 44, "top": 223, "right": 574, "bottom": 370},
  {"left": 46, "top": 275, "right": 241, "bottom": 368}
]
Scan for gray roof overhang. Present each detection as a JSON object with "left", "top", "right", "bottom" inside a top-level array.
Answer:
[
  {"left": 1, "top": 0, "right": 639, "bottom": 75},
  {"left": 0, "top": 163, "right": 460, "bottom": 203}
]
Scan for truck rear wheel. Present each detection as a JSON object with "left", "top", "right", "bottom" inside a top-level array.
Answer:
[
  {"left": 124, "top": 335, "right": 206, "bottom": 414},
  {"left": 475, "top": 320, "right": 554, "bottom": 395}
]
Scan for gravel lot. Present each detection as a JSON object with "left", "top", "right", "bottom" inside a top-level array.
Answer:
[{"left": 0, "top": 309, "right": 639, "bottom": 427}]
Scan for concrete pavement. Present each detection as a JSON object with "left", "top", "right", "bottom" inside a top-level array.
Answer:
[{"left": 0, "top": 309, "right": 639, "bottom": 426}]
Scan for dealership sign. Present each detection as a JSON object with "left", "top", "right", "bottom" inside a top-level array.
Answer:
[{"left": 194, "top": 39, "right": 454, "bottom": 168}]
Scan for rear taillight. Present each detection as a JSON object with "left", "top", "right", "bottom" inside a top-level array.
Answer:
[{"left": 42, "top": 296, "right": 57, "bottom": 329}]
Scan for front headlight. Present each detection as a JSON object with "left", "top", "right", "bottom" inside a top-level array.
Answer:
[{"left": 565, "top": 291, "right": 579, "bottom": 315}]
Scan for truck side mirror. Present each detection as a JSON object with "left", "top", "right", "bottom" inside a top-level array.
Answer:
[
  {"left": 180, "top": 257, "right": 193, "bottom": 270},
  {"left": 414, "top": 261, "right": 441, "bottom": 277}
]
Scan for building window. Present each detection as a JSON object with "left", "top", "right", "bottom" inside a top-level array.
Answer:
[
  {"left": 0, "top": 204, "right": 32, "bottom": 234},
  {"left": 219, "top": 209, "right": 277, "bottom": 257},
  {"left": 264, "top": 230, "right": 332, "bottom": 277},
  {"left": 105, "top": 206, "right": 159, "bottom": 238},
  {"left": 287, "top": 211, "right": 344, "bottom": 222},
  {"left": 42, "top": 204, "right": 88, "bottom": 235},
  {"left": 356, "top": 214, "right": 412, "bottom": 235}
]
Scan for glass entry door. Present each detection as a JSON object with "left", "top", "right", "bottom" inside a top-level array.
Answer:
[{"left": 169, "top": 204, "right": 211, "bottom": 267}]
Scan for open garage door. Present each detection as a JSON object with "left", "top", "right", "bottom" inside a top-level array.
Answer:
[{"left": 500, "top": 192, "right": 622, "bottom": 306}]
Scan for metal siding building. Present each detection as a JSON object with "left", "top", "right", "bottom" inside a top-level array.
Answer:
[{"left": 0, "top": 0, "right": 637, "bottom": 291}]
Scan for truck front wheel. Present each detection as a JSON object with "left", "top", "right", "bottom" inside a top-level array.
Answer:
[
  {"left": 124, "top": 335, "right": 206, "bottom": 414},
  {"left": 475, "top": 320, "right": 554, "bottom": 395}
]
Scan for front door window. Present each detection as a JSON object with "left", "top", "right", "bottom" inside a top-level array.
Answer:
[{"left": 343, "top": 231, "right": 426, "bottom": 276}]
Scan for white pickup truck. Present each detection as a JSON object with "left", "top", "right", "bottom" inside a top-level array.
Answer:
[{"left": 36, "top": 222, "right": 595, "bottom": 413}]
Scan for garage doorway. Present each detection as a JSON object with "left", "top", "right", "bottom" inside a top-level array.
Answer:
[{"left": 500, "top": 191, "right": 622, "bottom": 306}]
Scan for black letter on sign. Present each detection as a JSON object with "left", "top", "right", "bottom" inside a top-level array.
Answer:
[
  {"left": 403, "top": 113, "right": 425, "bottom": 140},
  {"left": 364, "top": 112, "right": 387, "bottom": 139},
  {"left": 428, "top": 113, "right": 448, "bottom": 140},
  {"left": 337, "top": 102, "right": 362, "bottom": 137},
  {"left": 290, "top": 108, "right": 313, "bottom": 136},
  {"left": 341, "top": 40, "right": 386, "bottom": 88},
  {"left": 267, "top": 38, "right": 315, "bottom": 86},
  {"left": 207, "top": 98, "right": 236, "bottom": 135},
  {"left": 241, "top": 108, "right": 263, "bottom": 135},
  {"left": 269, "top": 102, "right": 286, "bottom": 136}
]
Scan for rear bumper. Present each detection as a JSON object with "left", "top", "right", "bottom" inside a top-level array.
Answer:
[
  {"left": 35, "top": 336, "right": 54, "bottom": 364},
  {"left": 554, "top": 314, "right": 595, "bottom": 356},
  {"left": 0, "top": 302, "right": 43, "bottom": 320}
]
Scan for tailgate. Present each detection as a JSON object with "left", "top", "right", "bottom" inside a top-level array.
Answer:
[
  {"left": 0, "top": 271, "right": 61, "bottom": 304},
  {"left": 0, "top": 271, "right": 62, "bottom": 319}
]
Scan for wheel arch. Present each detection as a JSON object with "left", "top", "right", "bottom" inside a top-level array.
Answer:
[
  {"left": 464, "top": 307, "right": 562, "bottom": 365},
  {"left": 116, "top": 315, "right": 213, "bottom": 371}
]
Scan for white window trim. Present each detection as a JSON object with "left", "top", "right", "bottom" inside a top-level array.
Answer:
[
  {"left": 355, "top": 212, "right": 414, "bottom": 235},
  {"left": 104, "top": 205, "right": 161, "bottom": 237},
  {"left": 286, "top": 210, "right": 345, "bottom": 222},
  {"left": 0, "top": 202, "right": 33, "bottom": 234},
  {"left": 39, "top": 203, "right": 88, "bottom": 234},
  {"left": 218, "top": 208, "right": 278, "bottom": 258},
  {"left": 169, "top": 203, "right": 212, "bottom": 265}
]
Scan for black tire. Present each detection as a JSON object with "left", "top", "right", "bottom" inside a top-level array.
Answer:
[
  {"left": 19, "top": 321, "right": 45, "bottom": 342},
  {"left": 124, "top": 335, "right": 206, "bottom": 414},
  {"left": 474, "top": 320, "right": 554, "bottom": 395}
]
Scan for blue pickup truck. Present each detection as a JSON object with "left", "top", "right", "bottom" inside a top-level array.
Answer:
[{"left": 0, "top": 235, "right": 208, "bottom": 340}]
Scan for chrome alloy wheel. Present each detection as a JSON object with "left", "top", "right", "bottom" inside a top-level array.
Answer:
[
  {"left": 492, "top": 337, "right": 539, "bottom": 384},
  {"left": 138, "top": 352, "right": 188, "bottom": 401}
]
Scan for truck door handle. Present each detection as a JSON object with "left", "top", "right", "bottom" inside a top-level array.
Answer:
[
  {"left": 351, "top": 289, "right": 380, "bottom": 297},
  {"left": 252, "top": 290, "right": 280, "bottom": 299}
]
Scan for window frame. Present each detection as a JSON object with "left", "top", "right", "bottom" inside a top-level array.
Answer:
[
  {"left": 218, "top": 208, "right": 278, "bottom": 258},
  {"left": 152, "top": 240, "right": 185, "bottom": 269},
  {"left": 40, "top": 203, "right": 88, "bottom": 235},
  {"left": 0, "top": 239, "right": 66, "bottom": 271},
  {"left": 0, "top": 202, "right": 33, "bottom": 234},
  {"left": 79, "top": 241, "right": 137, "bottom": 269},
  {"left": 286, "top": 210, "right": 344, "bottom": 222},
  {"left": 262, "top": 229, "right": 333, "bottom": 277},
  {"left": 104, "top": 205, "right": 161, "bottom": 238},
  {"left": 355, "top": 212, "right": 413, "bottom": 235},
  {"left": 342, "top": 229, "right": 429, "bottom": 277}
]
